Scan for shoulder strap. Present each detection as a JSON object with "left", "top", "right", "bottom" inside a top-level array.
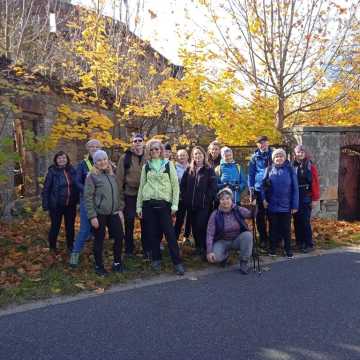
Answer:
[
  {"left": 165, "top": 161, "right": 170, "bottom": 177},
  {"left": 85, "top": 158, "right": 93, "bottom": 171},
  {"left": 123, "top": 151, "right": 132, "bottom": 174}
]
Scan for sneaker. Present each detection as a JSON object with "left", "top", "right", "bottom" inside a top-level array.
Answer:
[
  {"left": 160, "top": 243, "right": 165, "bottom": 252},
  {"left": 69, "top": 252, "right": 80, "bottom": 268},
  {"left": 112, "top": 262, "right": 124, "bottom": 273},
  {"left": 268, "top": 252, "right": 277, "bottom": 257},
  {"left": 182, "top": 238, "right": 192, "bottom": 247},
  {"left": 303, "top": 247, "right": 315, "bottom": 254},
  {"left": 287, "top": 253, "right": 294, "bottom": 259},
  {"left": 151, "top": 260, "right": 161, "bottom": 271},
  {"left": 95, "top": 266, "right": 108, "bottom": 277},
  {"left": 174, "top": 263, "right": 185, "bottom": 276},
  {"left": 239, "top": 260, "right": 250, "bottom": 275},
  {"left": 142, "top": 251, "right": 151, "bottom": 261}
]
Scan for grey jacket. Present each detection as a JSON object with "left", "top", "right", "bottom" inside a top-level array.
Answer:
[{"left": 84, "top": 170, "right": 124, "bottom": 219}]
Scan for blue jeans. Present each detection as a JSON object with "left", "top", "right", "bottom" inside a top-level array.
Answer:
[{"left": 72, "top": 198, "right": 91, "bottom": 253}]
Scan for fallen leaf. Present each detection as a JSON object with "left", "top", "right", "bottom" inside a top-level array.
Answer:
[{"left": 94, "top": 287, "right": 105, "bottom": 294}]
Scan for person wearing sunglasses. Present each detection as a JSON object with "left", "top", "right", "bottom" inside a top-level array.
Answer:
[
  {"left": 116, "top": 134, "right": 147, "bottom": 258},
  {"left": 136, "top": 139, "right": 185, "bottom": 275}
]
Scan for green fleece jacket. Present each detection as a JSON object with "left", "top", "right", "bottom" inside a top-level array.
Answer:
[
  {"left": 136, "top": 159, "right": 179, "bottom": 214},
  {"left": 84, "top": 170, "right": 124, "bottom": 219}
]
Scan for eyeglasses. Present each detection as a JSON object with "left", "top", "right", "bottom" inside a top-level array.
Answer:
[
  {"left": 133, "top": 139, "right": 143, "bottom": 143},
  {"left": 150, "top": 147, "right": 160, "bottom": 151}
]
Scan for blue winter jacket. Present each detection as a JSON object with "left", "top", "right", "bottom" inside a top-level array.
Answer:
[
  {"left": 248, "top": 148, "right": 273, "bottom": 192},
  {"left": 215, "top": 160, "right": 246, "bottom": 204},
  {"left": 261, "top": 160, "right": 299, "bottom": 213},
  {"left": 42, "top": 165, "right": 79, "bottom": 210},
  {"left": 75, "top": 157, "right": 94, "bottom": 197}
]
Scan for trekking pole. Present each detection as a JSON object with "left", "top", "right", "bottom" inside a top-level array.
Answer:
[{"left": 251, "top": 203, "right": 262, "bottom": 275}]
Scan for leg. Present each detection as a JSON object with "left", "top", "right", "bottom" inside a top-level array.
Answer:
[
  {"left": 159, "top": 205, "right": 181, "bottom": 265},
  {"left": 48, "top": 208, "right": 63, "bottom": 250},
  {"left": 279, "top": 213, "right": 292, "bottom": 256},
  {"left": 212, "top": 240, "right": 231, "bottom": 263},
  {"left": 108, "top": 214, "right": 124, "bottom": 264},
  {"left": 303, "top": 203, "right": 314, "bottom": 249},
  {"left": 268, "top": 212, "right": 280, "bottom": 255},
  {"left": 143, "top": 205, "right": 161, "bottom": 262},
  {"left": 255, "top": 191, "right": 268, "bottom": 246},
  {"left": 192, "top": 208, "right": 209, "bottom": 253},
  {"left": 232, "top": 231, "right": 253, "bottom": 260},
  {"left": 124, "top": 195, "right": 136, "bottom": 255},
  {"left": 293, "top": 210, "right": 304, "bottom": 249},
  {"left": 92, "top": 215, "right": 107, "bottom": 267},
  {"left": 184, "top": 211, "right": 192, "bottom": 239},
  {"left": 64, "top": 205, "right": 76, "bottom": 251},
  {"left": 174, "top": 200, "right": 187, "bottom": 240},
  {"left": 72, "top": 198, "right": 91, "bottom": 253}
]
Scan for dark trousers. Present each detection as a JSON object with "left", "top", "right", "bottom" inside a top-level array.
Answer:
[
  {"left": 174, "top": 200, "right": 192, "bottom": 240},
  {"left": 293, "top": 202, "right": 313, "bottom": 249},
  {"left": 255, "top": 191, "right": 268, "bottom": 245},
  {"left": 92, "top": 214, "right": 124, "bottom": 267},
  {"left": 124, "top": 195, "right": 148, "bottom": 254},
  {"left": 189, "top": 207, "right": 210, "bottom": 252},
  {"left": 48, "top": 205, "right": 76, "bottom": 250},
  {"left": 143, "top": 202, "right": 181, "bottom": 265},
  {"left": 268, "top": 212, "right": 292, "bottom": 256}
]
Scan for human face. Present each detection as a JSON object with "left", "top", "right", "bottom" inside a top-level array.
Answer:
[
  {"left": 56, "top": 154, "right": 68, "bottom": 167},
  {"left": 87, "top": 143, "right": 101, "bottom": 157},
  {"left": 295, "top": 149, "right": 306, "bottom": 161},
  {"left": 224, "top": 151, "right": 233, "bottom": 163},
  {"left": 163, "top": 149, "right": 172, "bottom": 160},
  {"left": 150, "top": 144, "right": 161, "bottom": 159},
  {"left": 257, "top": 141, "right": 269, "bottom": 152},
  {"left": 193, "top": 149, "right": 204, "bottom": 165},
  {"left": 132, "top": 137, "right": 144, "bottom": 152},
  {"left": 274, "top": 153, "right": 285, "bottom": 166},
  {"left": 210, "top": 145, "right": 220, "bottom": 159},
  {"left": 219, "top": 193, "right": 233, "bottom": 210},
  {"left": 95, "top": 158, "right": 109, "bottom": 170},
  {"left": 177, "top": 150, "right": 189, "bottom": 165}
]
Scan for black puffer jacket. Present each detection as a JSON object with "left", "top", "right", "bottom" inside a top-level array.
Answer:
[
  {"left": 180, "top": 166, "right": 217, "bottom": 209},
  {"left": 42, "top": 165, "right": 79, "bottom": 210}
]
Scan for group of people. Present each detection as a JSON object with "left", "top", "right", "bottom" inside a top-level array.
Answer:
[{"left": 41, "top": 134, "right": 320, "bottom": 277}]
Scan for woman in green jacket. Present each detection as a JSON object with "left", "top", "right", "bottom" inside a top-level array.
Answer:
[
  {"left": 136, "top": 139, "right": 185, "bottom": 275},
  {"left": 84, "top": 150, "right": 125, "bottom": 276}
]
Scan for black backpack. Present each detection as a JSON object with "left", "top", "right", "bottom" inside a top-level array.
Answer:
[{"left": 144, "top": 161, "right": 171, "bottom": 178}]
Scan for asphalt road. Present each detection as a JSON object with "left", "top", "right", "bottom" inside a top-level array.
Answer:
[{"left": 1, "top": 252, "right": 360, "bottom": 360}]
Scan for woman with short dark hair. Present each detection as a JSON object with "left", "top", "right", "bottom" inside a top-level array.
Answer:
[{"left": 42, "top": 151, "right": 79, "bottom": 252}]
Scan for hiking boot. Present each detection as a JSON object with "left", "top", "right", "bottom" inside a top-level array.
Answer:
[
  {"left": 151, "top": 260, "right": 161, "bottom": 271},
  {"left": 303, "top": 246, "right": 315, "bottom": 254},
  {"left": 95, "top": 266, "right": 108, "bottom": 277},
  {"left": 239, "top": 258, "right": 250, "bottom": 275},
  {"left": 268, "top": 252, "right": 277, "bottom": 257},
  {"left": 287, "top": 253, "right": 294, "bottom": 259},
  {"left": 112, "top": 262, "right": 124, "bottom": 273},
  {"left": 69, "top": 252, "right": 80, "bottom": 268},
  {"left": 174, "top": 263, "right": 185, "bottom": 276}
]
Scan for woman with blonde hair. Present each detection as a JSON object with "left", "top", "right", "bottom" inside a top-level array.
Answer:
[
  {"left": 84, "top": 150, "right": 125, "bottom": 276},
  {"left": 136, "top": 139, "right": 185, "bottom": 275},
  {"left": 180, "top": 146, "right": 217, "bottom": 259}
]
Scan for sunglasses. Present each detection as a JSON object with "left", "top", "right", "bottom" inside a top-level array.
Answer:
[
  {"left": 150, "top": 147, "right": 160, "bottom": 151},
  {"left": 133, "top": 139, "right": 143, "bottom": 143}
]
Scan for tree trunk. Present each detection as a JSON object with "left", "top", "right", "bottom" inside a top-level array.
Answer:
[{"left": 276, "top": 96, "right": 285, "bottom": 130}]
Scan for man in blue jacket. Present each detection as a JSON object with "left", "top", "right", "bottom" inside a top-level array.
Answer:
[
  {"left": 248, "top": 136, "right": 272, "bottom": 249},
  {"left": 69, "top": 139, "right": 102, "bottom": 267}
]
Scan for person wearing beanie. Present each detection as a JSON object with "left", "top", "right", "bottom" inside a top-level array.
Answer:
[
  {"left": 292, "top": 144, "right": 320, "bottom": 253},
  {"left": 116, "top": 133, "right": 146, "bottom": 258},
  {"left": 42, "top": 151, "right": 79, "bottom": 253},
  {"left": 207, "top": 140, "right": 221, "bottom": 169},
  {"left": 69, "top": 139, "right": 102, "bottom": 267},
  {"left": 248, "top": 135, "right": 273, "bottom": 250},
  {"left": 163, "top": 143, "right": 173, "bottom": 160},
  {"left": 261, "top": 148, "right": 299, "bottom": 258},
  {"left": 136, "top": 139, "right": 185, "bottom": 275},
  {"left": 84, "top": 149, "right": 125, "bottom": 276},
  {"left": 206, "top": 188, "right": 253, "bottom": 274},
  {"left": 215, "top": 147, "right": 246, "bottom": 205},
  {"left": 180, "top": 146, "right": 218, "bottom": 260}
]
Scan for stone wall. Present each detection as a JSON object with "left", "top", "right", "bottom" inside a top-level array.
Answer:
[{"left": 283, "top": 126, "right": 360, "bottom": 219}]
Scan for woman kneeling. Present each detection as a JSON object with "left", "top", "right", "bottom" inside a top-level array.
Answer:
[{"left": 206, "top": 188, "right": 253, "bottom": 274}]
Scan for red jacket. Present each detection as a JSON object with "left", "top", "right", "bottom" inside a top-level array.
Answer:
[{"left": 310, "top": 163, "right": 320, "bottom": 201}]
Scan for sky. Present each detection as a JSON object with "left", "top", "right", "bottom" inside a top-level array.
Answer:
[{"left": 71, "top": 0, "right": 198, "bottom": 64}]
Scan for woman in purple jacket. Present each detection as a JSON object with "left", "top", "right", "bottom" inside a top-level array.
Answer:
[
  {"left": 206, "top": 188, "right": 253, "bottom": 274},
  {"left": 261, "top": 148, "right": 299, "bottom": 258}
]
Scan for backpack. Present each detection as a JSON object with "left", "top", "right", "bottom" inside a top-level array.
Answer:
[
  {"left": 144, "top": 161, "right": 171, "bottom": 178},
  {"left": 215, "top": 163, "right": 241, "bottom": 178}
]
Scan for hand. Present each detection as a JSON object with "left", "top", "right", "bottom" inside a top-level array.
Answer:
[
  {"left": 251, "top": 199, "right": 256, "bottom": 206},
  {"left": 137, "top": 211, "right": 142, "bottom": 219},
  {"left": 263, "top": 200, "right": 268, "bottom": 209},
  {"left": 91, "top": 217, "right": 99, "bottom": 229},
  {"left": 291, "top": 209, "right": 298, "bottom": 214},
  {"left": 207, "top": 253, "right": 216, "bottom": 263}
]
